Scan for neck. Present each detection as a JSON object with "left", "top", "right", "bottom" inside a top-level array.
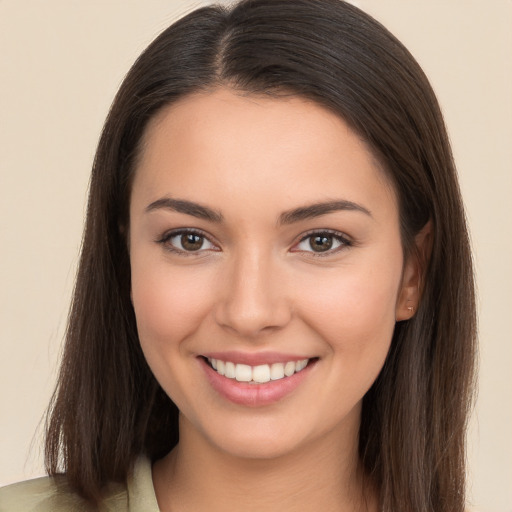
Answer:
[{"left": 153, "top": 413, "right": 378, "bottom": 512}]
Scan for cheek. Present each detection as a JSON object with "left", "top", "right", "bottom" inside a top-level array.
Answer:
[
  {"left": 302, "top": 264, "right": 399, "bottom": 329},
  {"left": 131, "top": 260, "right": 216, "bottom": 354},
  {"left": 297, "top": 259, "right": 401, "bottom": 375}
]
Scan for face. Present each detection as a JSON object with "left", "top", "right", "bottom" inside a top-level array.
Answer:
[{"left": 129, "top": 88, "right": 415, "bottom": 460}]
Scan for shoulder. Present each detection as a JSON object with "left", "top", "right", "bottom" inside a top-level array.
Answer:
[
  {"left": 1, "top": 474, "right": 92, "bottom": 511},
  {"left": 0, "top": 473, "right": 127, "bottom": 512},
  {"left": 0, "top": 456, "right": 157, "bottom": 512}
]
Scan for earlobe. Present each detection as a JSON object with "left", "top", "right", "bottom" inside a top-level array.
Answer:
[{"left": 395, "top": 220, "right": 433, "bottom": 321}]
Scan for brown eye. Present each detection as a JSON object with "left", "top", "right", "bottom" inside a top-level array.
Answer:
[
  {"left": 309, "top": 235, "right": 333, "bottom": 252},
  {"left": 160, "top": 230, "right": 216, "bottom": 254},
  {"left": 180, "top": 233, "right": 204, "bottom": 251},
  {"left": 293, "top": 231, "right": 350, "bottom": 255}
]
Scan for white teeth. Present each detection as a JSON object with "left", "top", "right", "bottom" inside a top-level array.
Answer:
[
  {"left": 235, "top": 364, "right": 252, "bottom": 382},
  {"left": 296, "top": 358, "right": 308, "bottom": 371},
  {"left": 209, "top": 358, "right": 310, "bottom": 383},
  {"left": 225, "top": 361, "right": 236, "bottom": 379},
  {"left": 252, "top": 364, "right": 271, "bottom": 383},
  {"left": 270, "top": 363, "right": 284, "bottom": 380},
  {"left": 284, "top": 361, "right": 296, "bottom": 377},
  {"left": 270, "top": 363, "right": 285, "bottom": 380}
]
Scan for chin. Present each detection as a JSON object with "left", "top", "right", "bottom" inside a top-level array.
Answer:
[
  {"left": 183, "top": 401, "right": 361, "bottom": 463},
  {"left": 207, "top": 429, "right": 310, "bottom": 461}
]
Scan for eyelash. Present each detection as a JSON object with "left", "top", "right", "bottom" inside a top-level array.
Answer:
[
  {"left": 156, "top": 229, "right": 352, "bottom": 256},
  {"left": 156, "top": 228, "right": 218, "bottom": 256},
  {"left": 292, "top": 229, "right": 352, "bottom": 257}
]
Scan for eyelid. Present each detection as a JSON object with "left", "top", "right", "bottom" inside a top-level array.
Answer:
[
  {"left": 290, "top": 229, "right": 353, "bottom": 256},
  {"left": 156, "top": 228, "right": 220, "bottom": 255},
  {"left": 155, "top": 227, "right": 352, "bottom": 257}
]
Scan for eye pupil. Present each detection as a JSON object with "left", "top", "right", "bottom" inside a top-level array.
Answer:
[
  {"left": 181, "top": 233, "right": 203, "bottom": 251},
  {"left": 310, "top": 235, "right": 333, "bottom": 252}
]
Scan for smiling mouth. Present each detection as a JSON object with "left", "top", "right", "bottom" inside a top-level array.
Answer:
[{"left": 204, "top": 357, "right": 315, "bottom": 384}]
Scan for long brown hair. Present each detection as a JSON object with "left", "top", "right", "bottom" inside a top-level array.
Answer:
[{"left": 45, "top": 1, "right": 477, "bottom": 510}]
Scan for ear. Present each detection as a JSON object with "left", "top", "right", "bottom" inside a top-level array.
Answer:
[{"left": 395, "top": 220, "right": 433, "bottom": 321}]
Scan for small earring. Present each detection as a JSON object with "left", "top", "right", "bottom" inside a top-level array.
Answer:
[{"left": 407, "top": 306, "right": 414, "bottom": 312}]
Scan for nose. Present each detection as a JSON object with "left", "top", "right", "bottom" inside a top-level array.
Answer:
[{"left": 214, "top": 248, "right": 292, "bottom": 338}]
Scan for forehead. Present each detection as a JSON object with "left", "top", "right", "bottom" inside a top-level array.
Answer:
[{"left": 131, "top": 88, "right": 397, "bottom": 221}]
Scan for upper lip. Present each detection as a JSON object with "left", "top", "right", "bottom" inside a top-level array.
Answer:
[{"left": 201, "top": 351, "right": 314, "bottom": 366}]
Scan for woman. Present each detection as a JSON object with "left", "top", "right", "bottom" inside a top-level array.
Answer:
[{"left": 0, "top": 0, "right": 476, "bottom": 510}]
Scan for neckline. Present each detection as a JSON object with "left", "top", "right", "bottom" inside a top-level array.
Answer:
[{"left": 127, "top": 456, "right": 160, "bottom": 511}]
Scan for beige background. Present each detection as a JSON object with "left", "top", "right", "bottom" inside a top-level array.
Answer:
[{"left": 0, "top": 1, "right": 511, "bottom": 510}]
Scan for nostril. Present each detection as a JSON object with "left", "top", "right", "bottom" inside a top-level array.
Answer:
[{"left": 213, "top": 298, "right": 293, "bottom": 338}]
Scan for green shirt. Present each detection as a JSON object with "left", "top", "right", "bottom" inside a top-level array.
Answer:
[{"left": 0, "top": 457, "right": 160, "bottom": 511}]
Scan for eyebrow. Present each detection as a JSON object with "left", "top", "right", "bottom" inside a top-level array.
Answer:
[
  {"left": 145, "top": 197, "right": 371, "bottom": 225},
  {"left": 278, "top": 200, "right": 372, "bottom": 225},
  {"left": 145, "top": 197, "right": 224, "bottom": 223}
]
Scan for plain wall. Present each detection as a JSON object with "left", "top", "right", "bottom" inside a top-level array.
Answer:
[{"left": 0, "top": 1, "right": 511, "bottom": 511}]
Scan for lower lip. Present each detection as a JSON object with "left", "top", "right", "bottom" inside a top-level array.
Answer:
[{"left": 200, "top": 357, "right": 315, "bottom": 407}]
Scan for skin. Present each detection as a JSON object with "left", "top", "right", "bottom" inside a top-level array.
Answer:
[{"left": 129, "top": 88, "right": 425, "bottom": 511}]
